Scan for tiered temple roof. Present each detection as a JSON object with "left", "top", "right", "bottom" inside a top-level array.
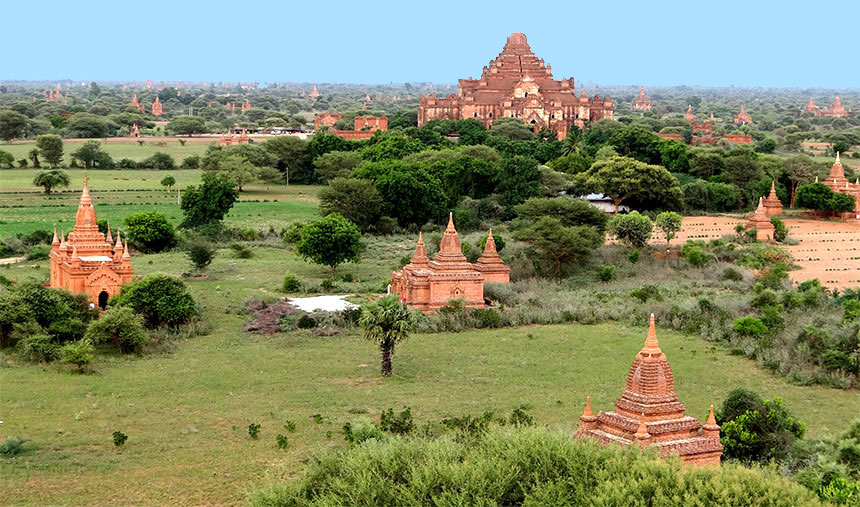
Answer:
[
  {"left": 473, "top": 229, "right": 510, "bottom": 283},
  {"left": 746, "top": 197, "right": 776, "bottom": 241},
  {"left": 151, "top": 96, "right": 163, "bottom": 116},
  {"left": 763, "top": 181, "right": 783, "bottom": 216},
  {"left": 50, "top": 177, "right": 134, "bottom": 307},
  {"left": 631, "top": 86, "right": 652, "bottom": 111},
  {"left": 733, "top": 105, "right": 752, "bottom": 124},
  {"left": 418, "top": 33, "right": 613, "bottom": 140},
  {"left": 577, "top": 314, "right": 722, "bottom": 466}
]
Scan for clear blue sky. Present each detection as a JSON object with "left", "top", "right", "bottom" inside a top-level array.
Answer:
[{"left": 3, "top": 0, "right": 858, "bottom": 88}]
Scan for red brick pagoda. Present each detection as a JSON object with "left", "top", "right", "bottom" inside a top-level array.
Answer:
[
  {"left": 151, "top": 96, "right": 163, "bottom": 116},
  {"left": 631, "top": 86, "right": 652, "bottom": 111},
  {"left": 418, "top": 32, "right": 613, "bottom": 140},
  {"left": 823, "top": 153, "right": 860, "bottom": 219},
  {"left": 763, "top": 181, "right": 783, "bottom": 216},
  {"left": 473, "top": 229, "right": 510, "bottom": 283},
  {"left": 576, "top": 314, "right": 723, "bottom": 466},
  {"left": 733, "top": 105, "right": 751, "bottom": 124},
  {"left": 746, "top": 197, "right": 776, "bottom": 241},
  {"left": 309, "top": 85, "right": 321, "bottom": 98},
  {"left": 130, "top": 94, "right": 145, "bottom": 113},
  {"left": 50, "top": 177, "right": 134, "bottom": 308}
]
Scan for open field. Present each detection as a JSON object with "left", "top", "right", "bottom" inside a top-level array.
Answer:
[
  {"left": 2, "top": 246, "right": 859, "bottom": 505},
  {"left": 0, "top": 170, "right": 323, "bottom": 237}
]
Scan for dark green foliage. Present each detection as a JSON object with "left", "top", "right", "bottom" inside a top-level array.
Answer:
[
  {"left": 681, "top": 241, "right": 716, "bottom": 267},
  {"left": 296, "top": 214, "right": 362, "bottom": 275},
  {"left": 608, "top": 211, "right": 653, "bottom": 248},
  {"left": 683, "top": 180, "right": 740, "bottom": 212},
  {"left": 718, "top": 390, "right": 805, "bottom": 465},
  {"left": 252, "top": 427, "right": 820, "bottom": 506},
  {"left": 771, "top": 217, "right": 788, "bottom": 242},
  {"left": 248, "top": 423, "right": 261, "bottom": 439},
  {"left": 139, "top": 152, "right": 176, "bottom": 170},
  {"left": 59, "top": 339, "right": 95, "bottom": 371},
  {"left": 733, "top": 316, "right": 768, "bottom": 338},
  {"left": 282, "top": 273, "right": 302, "bottom": 292},
  {"left": 297, "top": 315, "right": 316, "bottom": 329},
  {"left": 471, "top": 308, "right": 501, "bottom": 329},
  {"left": 180, "top": 173, "right": 239, "bottom": 229},
  {"left": 0, "top": 282, "right": 95, "bottom": 352},
  {"left": 498, "top": 155, "right": 542, "bottom": 209},
  {"left": 32, "top": 169, "right": 71, "bottom": 194},
  {"left": 276, "top": 434, "right": 289, "bottom": 449},
  {"left": 513, "top": 196, "right": 608, "bottom": 234},
  {"left": 514, "top": 217, "right": 603, "bottom": 277},
  {"left": 71, "top": 140, "right": 114, "bottom": 169},
  {"left": 318, "top": 178, "right": 382, "bottom": 232},
  {"left": 181, "top": 155, "right": 201, "bottom": 169},
  {"left": 113, "top": 431, "right": 128, "bottom": 448},
  {"left": 627, "top": 249, "right": 640, "bottom": 263},
  {"left": 123, "top": 211, "right": 177, "bottom": 253},
  {"left": 230, "top": 242, "right": 253, "bottom": 259},
  {"left": 185, "top": 240, "right": 216, "bottom": 271},
  {"left": 598, "top": 265, "right": 616, "bottom": 282},
  {"left": 0, "top": 437, "right": 30, "bottom": 457},
  {"left": 110, "top": 274, "right": 197, "bottom": 328},
  {"left": 84, "top": 306, "right": 147, "bottom": 354},
  {"left": 630, "top": 285, "right": 662, "bottom": 303},
  {"left": 379, "top": 408, "right": 415, "bottom": 435},
  {"left": 353, "top": 161, "right": 447, "bottom": 227},
  {"left": 359, "top": 294, "right": 416, "bottom": 377}
]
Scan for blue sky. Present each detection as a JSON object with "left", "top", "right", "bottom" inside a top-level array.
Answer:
[{"left": 3, "top": 0, "right": 858, "bottom": 88}]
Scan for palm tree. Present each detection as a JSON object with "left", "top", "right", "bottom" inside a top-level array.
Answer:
[{"left": 359, "top": 294, "right": 415, "bottom": 377}]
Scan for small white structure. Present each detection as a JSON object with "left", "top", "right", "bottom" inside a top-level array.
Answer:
[
  {"left": 581, "top": 193, "right": 630, "bottom": 213},
  {"left": 288, "top": 295, "right": 358, "bottom": 313}
]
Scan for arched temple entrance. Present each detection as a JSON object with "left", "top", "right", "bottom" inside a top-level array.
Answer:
[{"left": 98, "top": 290, "right": 109, "bottom": 309}]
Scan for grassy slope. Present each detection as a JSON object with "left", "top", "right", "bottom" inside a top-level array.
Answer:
[
  {"left": 0, "top": 170, "right": 323, "bottom": 236},
  {"left": 0, "top": 139, "right": 212, "bottom": 165},
  {"left": 1, "top": 246, "right": 859, "bottom": 505}
]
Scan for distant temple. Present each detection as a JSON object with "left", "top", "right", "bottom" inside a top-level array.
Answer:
[
  {"left": 314, "top": 113, "right": 389, "bottom": 140},
  {"left": 576, "top": 314, "right": 723, "bottom": 466},
  {"left": 309, "top": 85, "right": 321, "bottom": 98},
  {"left": 129, "top": 123, "right": 141, "bottom": 138},
  {"left": 822, "top": 153, "right": 860, "bottom": 219},
  {"left": 806, "top": 97, "right": 852, "bottom": 118},
  {"left": 390, "top": 215, "right": 509, "bottom": 312},
  {"left": 241, "top": 99, "right": 252, "bottom": 112},
  {"left": 418, "top": 33, "right": 613, "bottom": 140},
  {"left": 50, "top": 177, "right": 134, "bottom": 308},
  {"left": 631, "top": 86, "right": 652, "bottom": 111},
  {"left": 151, "top": 96, "right": 163, "bottom": 116},
  {"left": 130, "top": 94, "right": 145, "bottom": 113},
  {"left": 219, "top": 128, "right": 250, "bottom": 146},
  {"left": 733, "top": 105, "right": 752, "bottom": 124},
  {"left": 661, "top": 105, "right": 752, "bottom": 146}
]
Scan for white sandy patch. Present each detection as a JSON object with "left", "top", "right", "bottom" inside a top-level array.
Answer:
[{"left": 288, "top": 295, "right": 358, "bottom": 312}]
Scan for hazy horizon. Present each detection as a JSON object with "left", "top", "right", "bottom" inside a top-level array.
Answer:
[{"left": 4, "top": 0, "right": 859, "bottom": 88}]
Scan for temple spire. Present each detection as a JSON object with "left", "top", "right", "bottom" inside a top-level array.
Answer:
[
  {"left": 115, "top": 229, "right": 122, "bottom": 250},
  {"left": 583, "top": 396, "right": 593, "bottom": 418},
  {"left": 640, "top": 313, "right": 662, "bottom": 356},
  {"left": 52, "top": 226, "right": 59, "bottom": 246},
  {"left": 105, "top": 223, "right": 113, "bottom": 244},
  {"left": 411, "top": 232, "right": 429, "bottom": 265},
  {"left": 706, "top": 405, "right": 717, "bottom": 427}
]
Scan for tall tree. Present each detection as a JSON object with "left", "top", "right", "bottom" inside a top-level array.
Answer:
[
  {"left": 167, "top": 115, "right": 207, "bottom": 137},
  {"left": 359, "top": 294, "right": 415, "bottom": 377},
  {"left": 784, "top": 155, "right": 822, "bottom": 208},
  {"left": 32, "top": 169, "right": 70, "bottom": 194},
  {"left": 264, "top": 136, "right": 311, "bottom": 185},
  {"left": 0, "top": 110, "right": 30, "bottom": 143},
  {"left": 296, "top": 213, "right": 362, "bottom": 276},
  {"left": 577, "top": 156, "right": 682, "bottom": 213},
  {"left": 180, "top": 173, "right": 239, "bottom": 229},
  {"left": 319, "top": 178, "right": 382, "bottom": 232},
  {"left": 514, "top": 216, "right": 603, "bottom": 277},
  {"left": 655, "top": 211, "right": 682, "bottom": 248}
]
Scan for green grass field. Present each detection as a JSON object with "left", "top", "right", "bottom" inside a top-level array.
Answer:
[
  {"left": 0, "top": 170, "right": 323, "bottom": 237},
  {"left": 2, "top": 246, "right": 860, "bottom": 505},
  {"left": 1, "top": 138, "right": 213, "bottom": 166}
]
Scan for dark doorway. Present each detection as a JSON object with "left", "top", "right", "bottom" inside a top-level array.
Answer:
[{"left": 98, "top": 291, "right": 109, "bottom": 309}]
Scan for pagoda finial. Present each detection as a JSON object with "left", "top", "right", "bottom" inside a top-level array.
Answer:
[
  {"left": 836, "top": 152, "right": 841, "bottom": 164},
  {"left": 122, "top": 239, "right": 130, "bottom": 259},
  {"left": 446, "top": 212, "right": 455, "bottom": 230},
  {"left": 411, "top": 232, "right": 429, "bottom": 264},
  {"left": 115, "top": 229, "right": 122, "bottom": 249},
  {"left": 815, "top": 176, "right": 819, "bottom": 183},
  {"left": 52, "top": 226, "right": 59, "bottom": 245},
  {"left": 640, "top": 313, "right": 662, "bottom": 356},
  {"left": 756, "top": 197, "right": 765, "bottom": 213},
  {"left": 634, "top": 414, "right": 650, "bottom": 440},
  {"left": 583, "top": 396, "right": 593, "bottom": 418},
  {"left": 706, "top": 405, "right": 717, "bottom": 427},
  {"left": 105, "top": 223, "right": 113, "bottom": 244},
  {"left": 770, "top": 180, "right": 776, "bottom": 193}
]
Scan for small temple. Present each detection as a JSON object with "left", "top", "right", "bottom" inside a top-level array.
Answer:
[
  {"left": 763, "top": 181, "right": 783, "bottom": 216},
  {"left": 390, "top": 214, "right": 509, "bottom": 312},
  {"left": 418, "top": 33, "right": 613, "bottom": 140},
  {"left": 807, "top": 97, "right": 851, "bottom": 118},
  {"left": 241, "top": 99, "right": 252, "bottom": 112},
  {"left": 151, "top": 96, "right": 163, "bottom": 116},
  {"left": 219, "top": 128, "right": 250, "bottom": 146},
  {"left": 733, "top": 105, "right": 752, "bottom": 124},
  {"left": 49, "top": 177, "right": 134, "bottom": 308},
  {"left": 746, "top": 197, "right": 776, "bottom": 241},
  {"left": 662, "top": 105, "right": 752, "bottom": 146},
  {"left": 631, "top": 86, "right": 652, "bottom": 111},
  {"left": 130, "top": 94, "right": 145, "bottom": 113},
  {"left": 129, "top": 123, "right": 141, "bottom": 138},
  {"left": 576, "top": 314, "right": 723, "bottom": 466},
  {"left": 309, "top": 85, "right": 321, "bottom": 98},
  {"left": 822, "top": 153, "right": 860, "bottom": 219}
]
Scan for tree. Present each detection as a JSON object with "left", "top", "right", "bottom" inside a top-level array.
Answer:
[
  {"left": 185, "top": 240, "right": 216, "bottom": 272},
  {"left": 513, "top": 196, "right": 608, "bottom": 233},
  {"left": 359, "top": 294, "right": 415, "bottom": 377},
  {"left": 655, "top": 211, "right": 682, "bottom": 248},
  {"left": 167, "top": 115, "right": 207, "bottom": 137},
  {"left": 784, "top": 155, "right": 822, "bottom": 208},
  {"left": 487, "top": 117, "right": 534, "bottom": 140},
  {"left": 0, "top": 110, "right": 30, "bottom": 143},
  {"left": 514, "top": 217, "right": 603, "bottom": 277},
  {"left": 111, "top": 274, "right": 196, "bottom": 329},
  {"left": 717, "top": 388, "right": 806, "bottom": 464},
  {"left": 609, "top": 125, "right": 663, "bottom": 164},
  {"left": 296, "top": 213, "right": 362, "bottom": 276},
  {"left": 160, "top": 175, "right": 176, "bottom": 191},
  {"left": 353, "top": 161, "right": 447, "bottom": 227},
  {"left": 0, "top": 150, "right": 14, "bottom": 169},
  {"left": 83, "top": 307, "right": 147, "bottom": 354},
  {"left": 577, "top": 156, "right": 682, "bottom": 213},
  {"left": 123, "top": 211, "right": 177, "bottom": 253},
  {"left": 28, "top": 148, "right": 40, "bottom": 168},
  {"left": 140, "top": 152, "right": 176, "bottom": 170},
  {"left": 795, "top": 182, "right": 835, "bottom": 212},
  {"left": 722, "top": 149, "right": 763, "bottom": 189},
  {"left": 71, "top": 140, "right": 113, "bottom": 169},
  {"left": 318, "top": 178, "right": 382, "bottom": 232},
  {"left": 608, "top": 211, "right": 653, "bottom": 248},
  {"left": 180, "top": 172, "right": 239, "bottom": 229},
  {"left": 35, "top": 134, "right": 63, "bottom": 167},
  {"left": 32, "top": 169, "right": 70, "bottom": 194},
  {"left": 688, "top": 148, "right": 725, "bottom": 179},
  {"left": 212, "top": 154, "right": 260, "bottom": 191},
  {"left": 264, "top": 135, "right": 311, "bottom": 185},
  {"left": 66, "top": 113, "right": 113, "bottom": 138},
  {"left": 498, "top": 155, "right": 541, "bottom": 208},
  {"left": 60, "top": 339, "right": 95, "bottom": 372},
  {"left": 313, "top": 150, "right": 362, "bottom": 181}
]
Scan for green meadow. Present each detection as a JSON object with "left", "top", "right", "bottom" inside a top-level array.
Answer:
[{"left": 0, "top": 138, "right": 213, "bottom": 166}]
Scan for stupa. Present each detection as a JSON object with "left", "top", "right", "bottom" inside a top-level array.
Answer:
[
  {"left": 309, "top": 85, "right": 321, "bottom": 98},
  {"left": 631, "top": 86, "right": 652, "bottom": 111},
  {"left": 733, "top": 105, "right": 751, "bottom": 124},
  {"left": 49, "top": 177, "right": 134, "bottom": 307},
  {"left": 473, "top": 229, "right": 510, "bottom": 283},
  {"left": 391, "top": 214, "right": 504, "bottom": 312},
  {"left": 822, "top": 153, "right": 860, "bottom": 219},
  {"left": 151, "top": 96, "right": 163, "bottom": 116},
  {"left": 763, "top": 181, "right": 783, "bottom": 216},
  {"left": 576, "top": 314, "right": 723, "bottom": 466},
  {"left": 241, "top": 99, "right": 252, "bottom": 112},
  {"left": 129, "top": 123, "right": 141, "bottom": 138},
  {"left": 130, "top": 94, "right": 145, "bottom": 113},
  {"left": 746, "top": 197, "right": 776, "bottom": 241}
]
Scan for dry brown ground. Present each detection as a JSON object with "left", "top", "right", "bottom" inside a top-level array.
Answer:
[{"left": 661, "top": 216, "right": 860, "bottom": 289}]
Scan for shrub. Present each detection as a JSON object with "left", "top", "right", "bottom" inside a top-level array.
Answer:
[
  {"left": 0, "top": 437, "right": 30, "bottom": 457},
  {"left": 598, "top": 265, "right": 616, "bottom": 282},
  {"left": 26, "top": 244, "right": 51, "bottom": 260},
  {"left": 342, "top": 422, "right": 386, "bottom": 446},
  {"left": 607, "top": 211, "right": 653, "bottom": 248},
  {"left": 185, "top": 240, "right": 216, "bottom": 272},
  {"left": 16, "top": 333, "right": 58, "bottom": 363},
  {"left": 113, "top": 431, "right": 128, "bottom": 448},
  {"left": 627, "top": 249, "right": 640, "bottom": 263},
  {"left": 282, "top": 273, "right": 302, "bottom": 292},
  {"left": 630, "top": 285, "right": 662, "bottom": 304},
  {"left": 478, "top": 232, "right": 506, "bottom": 253},
  {"left": 718, "top": 391, "right": 805, "bottom": 464},
  {"left": 248, "top": 423, "right": 261, "bottom": 439},
  {"left": 722, "top": 267, "right": 744, "bottom": 282},
  {"left": 230, "top": 242, "right": 253, "bottom": 258},
  {"left": 181, "top": 155, "right": 201, "bottom": 169},
  {"left": 680, "top": 241, "right": 715, "bottom": 267},
  {"left": 471, "top": 308, "right": 501, "bottom": 328},
  {"left": 276, "top": 434, "right": 289, "bottom": 450},
  {"left": 379, "top": 407, "right": 415, "bottom": 435},
  {"left": 139, "top": 152, "right": 176, "bottom": 170},
  {"left": 252, "top": 427, "right": 820, "bottom": 506},
  {"left": 117, "top": 158, "right": 138, "bottom": 169},
  {"left": 59, "top": 339, "right": 95, "bottom": 371},
  {"left": 771, "top": 216, "right": 788, "bottom": 242},
  {"left": 297, "top": 315, "right": 316, "bottom": 329},
  {"left": 110, "top": 274, "right": 197, "bottom": 328},
  {"left": 123, "top": 211, "right": 178, "bottom": 253},
  {"left": 296, "top": 213, "right": 362, "bottom": 276},
  {"left": 83, "top": 306, "right": 148, "bottom": 354},
  {"left": 733, "top": 316, "right": 768, "bottom": 338}
]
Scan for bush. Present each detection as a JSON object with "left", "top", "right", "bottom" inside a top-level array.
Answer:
[
  {"left": 771, "top": 216, "right": 788, "bottom": 242},
  {"left": 26, "top": 244, "right": 51, "bottom": 260},
  {"left": 16, "top": 333, "right": 58, "bottom": 363},
  {"left": 185, "top": 240, "right": 216, "bottom": 271},
  {"left": 627, "top": 249, "right": 640, "bottom": 264},
  {"left": 296, "top": 213, "right": 362, "bottom": 276},
  {"left": 718, "top": 390, "right": 805, "bottom": 464},
  {"left": 230, "top": 242, "right": 253, "bottom": 258},
  {"left": 139, "top": 152, "right": 176, "bottom": 170},
  {"left": 282, "top": 221, "right": 307, "bottom": 246},
  {"left": 59, "top": 339, "right": 95, "bottom": 371},
  {"left": 282, "top": 273, "right": 302, "bottom": 292},
  {"left": 630, "top": 285, "right": 662, "bottom": 304},
  {"left": 733, "top": 316, "right": 768, "bottom": 338},
  {"left": 680, "top": 242, "right": 715, "bottom": 267},
  {"left": 379, "top": 407, "right": 415, "bottom": 435},
  {"left": 117, "top": 158, "right": 138, "bottom": 169},
  {"left": 252, "top": 427, "right": 821, "bottom": 506},
  {"left": 598, "top": 265, "right": 616, "bottom": 282},
  {"left": 123, "top": 211, "right": 177, "bottom": 253},
  {"left": 471, "top": 308, "right": 501, "bottom": 328},
  {"left": 297, "top": 315, "right": 316, "bottom": 329},
  {"left": 722, "top": 267, "right": 744, "bottom": 282},
  {"left": 111, "top": 274, "right": 197, "bottom": 328},
  {"left": 0, "top": 437, "right": 30, "bottom": 457},
  {"left": 181, "top": 155, "right": 201, "bottom": 169},
  {"left": 607, "top": 211, "right": 653, "bottom": 248},
  {"left": 83, "top": 306, "right": 148, "bottom": 354}
]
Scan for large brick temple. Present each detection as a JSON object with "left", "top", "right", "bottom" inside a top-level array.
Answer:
[
  {"left": 49, "top": 177, "right": 134, "bottom": 308},
  {"left": 418, "top": 32, "right": 613, "bottom": 140},
  {"left": 576, "top": 314, "right": 723, "bottom": 466}
]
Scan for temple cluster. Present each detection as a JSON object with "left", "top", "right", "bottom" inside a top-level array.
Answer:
[
  {"left": 577, "top": 314, "right": 723, "bottom": 466},
  {"left": 49, "top": 177, "right": 135, "bottom": 308},
  {"left": 390, "top": 214, "right": 509, "bottom": 312},
  {"left": 418, "top": 33, "right": 614, "bottom": 140},
  {"left": 806, "top": 97, "right": 852, "bottom": 118}
]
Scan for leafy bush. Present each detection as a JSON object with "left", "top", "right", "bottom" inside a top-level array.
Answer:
[
  {"left": 471, "top": 308, "right": 501, "bottom": 328},
  {"left": 0, "top": 437, "right": 30, "bottom": 457},
  {"left": 84, "top": 306, "right": 148, "bottom": 354},
  {"left": 342, "top": 422, "right": 386, "bottom": 446},
  {"left": 607, "top": 211, "right": 653, "bottom": 248},
  {"left": 722, "top": 267, "right": 745, "bottom": 282},
  {"left": 598, "top": 265, "right": 616, "bottom": 282},
  {"left": 627, "top": 249, "right": 640, "bottom": 264},
  {"left": 123, "top": 211, "right": 178, "bottom": 253},
  {"left": 297, "top": 315, "right": 316, "bottom": 329},
  {"left": 630, "top": 285, "right": 662, "bottom": 304},
  {"left": 379, "top": 407, "right": 415, "bottom": 435},
  {"left": 296, "top": 213, "right": 362, "bottom": 276},
  {"left": 185, "top": 240, "right": 216, "bottom": 271},
  {"left": 59, "top": 339, "right": 95, "bottom": 372},
  {"left": 733, "top": 316, "right": 768, "bottom": 338},
  {"left": 113, "top": 431, "right": 128, "bottom": 448},
  {"left": 282, "top": 273, "right": 302, "bottom": 292},
  {"left": 718, "top": 389, "right": 805, "bottom": 465},
  {"left": 276, "top": 434, "right": 289, "bottom": 450},
  {"left": 771, "top": 216, "right": 788, "bottom": 242},
  {"left": 139, "top": 152, "right": 176, "bottom": 170},
  {"left": 680, "top": 242, "right": 715, "bottom": 267},
  {"left": 252, "top": 427, "right": 820, "bottom": 506},
  {"left": 230, "top": 242, "right": 253, "bottom": 259},
  {"left": 26, "top": 244, "right": 51, "bottom": 260},
  {"left": 248, "top": 423, "right": 261, "bottom": 439},
  {"left": 110, "top": 274, "right": 197, "bottom": 328}
]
